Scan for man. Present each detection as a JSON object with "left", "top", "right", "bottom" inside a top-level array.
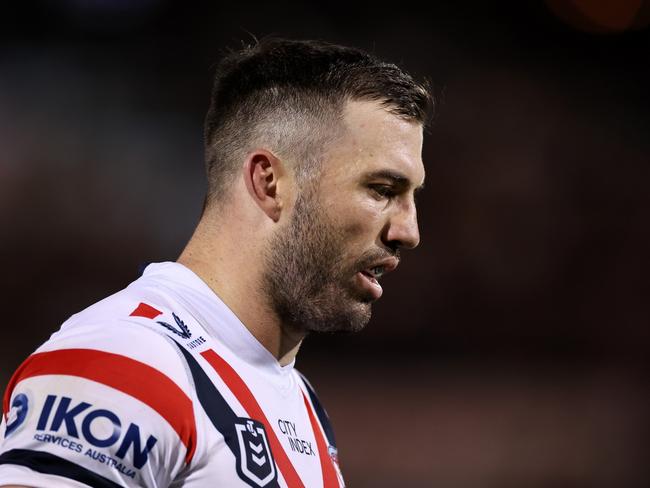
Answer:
[{"left": 0, "top": 38, "right": 431, "bottom": 487}]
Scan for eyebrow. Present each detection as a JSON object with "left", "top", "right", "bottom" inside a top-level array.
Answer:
[{"left": 365, "top": 169, "right": 425, "bottom": 193}]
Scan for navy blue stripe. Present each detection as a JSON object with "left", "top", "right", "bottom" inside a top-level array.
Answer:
[
  {"left": 173, "top": 341, "right": 280, "bottom": 488},
  {"left": 0, "top": 448, "right": 123, "bottom": 488},
  {"left": 298, "top": 372, "right": 337, "bottom": 448},
  {"left": 173, "top": 341, "right": 239, "bottom": 440}
]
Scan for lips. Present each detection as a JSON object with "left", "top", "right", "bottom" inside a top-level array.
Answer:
[{"left": 355, "top": 256, "right": 399, "bottom": 301}]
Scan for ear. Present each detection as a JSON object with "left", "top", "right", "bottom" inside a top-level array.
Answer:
[{"left": 243, "top": 149, "right": 287, "bottom": 222}]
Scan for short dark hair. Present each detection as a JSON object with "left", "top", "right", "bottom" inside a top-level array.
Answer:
[{"left": 203, "top": 37, "right": 432, "bottom": 206}]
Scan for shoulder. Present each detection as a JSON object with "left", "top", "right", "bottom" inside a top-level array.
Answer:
[
  {"left": 0, "top": 294, "right": 198, "bottom": 487},
  {"left": 33, "top": 288, "right": 195, "bottom": 390}
]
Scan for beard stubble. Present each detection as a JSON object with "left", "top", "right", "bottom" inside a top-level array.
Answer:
[{"left": 262, "top": 190, "right": 377, "bottom": 335}]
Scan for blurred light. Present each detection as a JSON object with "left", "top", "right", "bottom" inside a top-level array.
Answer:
[{"left": 545, "top": 0, "right": 650, "bottom": 33}]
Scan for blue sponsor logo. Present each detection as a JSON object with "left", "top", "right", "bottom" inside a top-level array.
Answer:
[
  {"left": 5, "top": 393, "right": 29, "bottom": 437},
  {"left": 36, "top": 395, "right": 158, "bottom": 469}
]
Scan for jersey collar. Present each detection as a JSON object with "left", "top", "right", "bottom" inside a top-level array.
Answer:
[{"left": 141, "top": 261, "right": 296, "bottom": 377}]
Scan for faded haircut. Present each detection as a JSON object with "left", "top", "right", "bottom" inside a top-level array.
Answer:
[{"left": 203, "top": 37, "right": 432, "bottom": 207}]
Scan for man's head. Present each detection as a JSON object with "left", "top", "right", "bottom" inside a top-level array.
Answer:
[
  {"left": 201, "top": 38, "right": 432, "bottom": 335},
  {"left": 203, "top": 37, "right": 431, "bottom": 206},
  {"left": 263, "top": 100, "right": 427, "bottom": 334}
]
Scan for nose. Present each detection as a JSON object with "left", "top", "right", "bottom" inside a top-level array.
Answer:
[{"left": 383, "top": 199, "right": 420, "bottom": 250}]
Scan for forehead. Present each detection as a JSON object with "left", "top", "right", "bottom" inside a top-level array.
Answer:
[{"left": 320, "top": 100, "right": 425, "bottom": 187}]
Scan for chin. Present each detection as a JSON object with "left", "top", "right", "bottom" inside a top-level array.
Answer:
[{"left": 306, "top": 299, "right": 372, "bottom": 334}]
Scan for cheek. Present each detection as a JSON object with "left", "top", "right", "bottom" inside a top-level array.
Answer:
[
  {"left": 323, "top": 194, "right": 384, "bottom": 242},
  {"left": 336, "top": 209, "right": 382, "bottom": 243},
  {"left": 339, "top": 219, "right": 366, "bottom": 236}
]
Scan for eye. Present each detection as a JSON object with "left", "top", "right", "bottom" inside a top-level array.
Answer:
[{"left": 369, "top": 184, "right": 396, "bottom": 200}]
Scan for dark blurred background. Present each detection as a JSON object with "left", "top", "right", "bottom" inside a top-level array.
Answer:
[{"left": 1, "top": 1, "right": 648, "bottom": 486}]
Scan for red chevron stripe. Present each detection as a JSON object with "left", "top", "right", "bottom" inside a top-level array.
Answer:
[
  {"left": 302, "top": 392, "right": 341, "bottom": 488},
  {"left": 3, "top": 348, "right": 196, "bottom": 464},
  {"left": 201, "top": 349, "right": 306, "bottom": 488}
]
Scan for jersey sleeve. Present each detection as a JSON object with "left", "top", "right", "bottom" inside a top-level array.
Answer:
[{"left": 0, "top": 319, "right": 198, "bottom": 488}]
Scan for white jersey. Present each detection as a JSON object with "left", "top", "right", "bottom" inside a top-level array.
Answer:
[{"left": 0, "top": 262, "right": 344, "bottom": 488}]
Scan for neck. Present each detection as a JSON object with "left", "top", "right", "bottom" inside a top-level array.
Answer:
[{"left": 177, "top": 214, "right": 305, "bottom": 366}]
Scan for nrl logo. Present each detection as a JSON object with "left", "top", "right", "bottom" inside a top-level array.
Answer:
[{"left": 234, "top": 418, "right": 277, "bottom": 487}]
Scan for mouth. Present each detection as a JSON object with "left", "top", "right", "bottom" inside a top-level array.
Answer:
[{"left": 355, "top": 257, "right": 399, "bottom": 301}]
